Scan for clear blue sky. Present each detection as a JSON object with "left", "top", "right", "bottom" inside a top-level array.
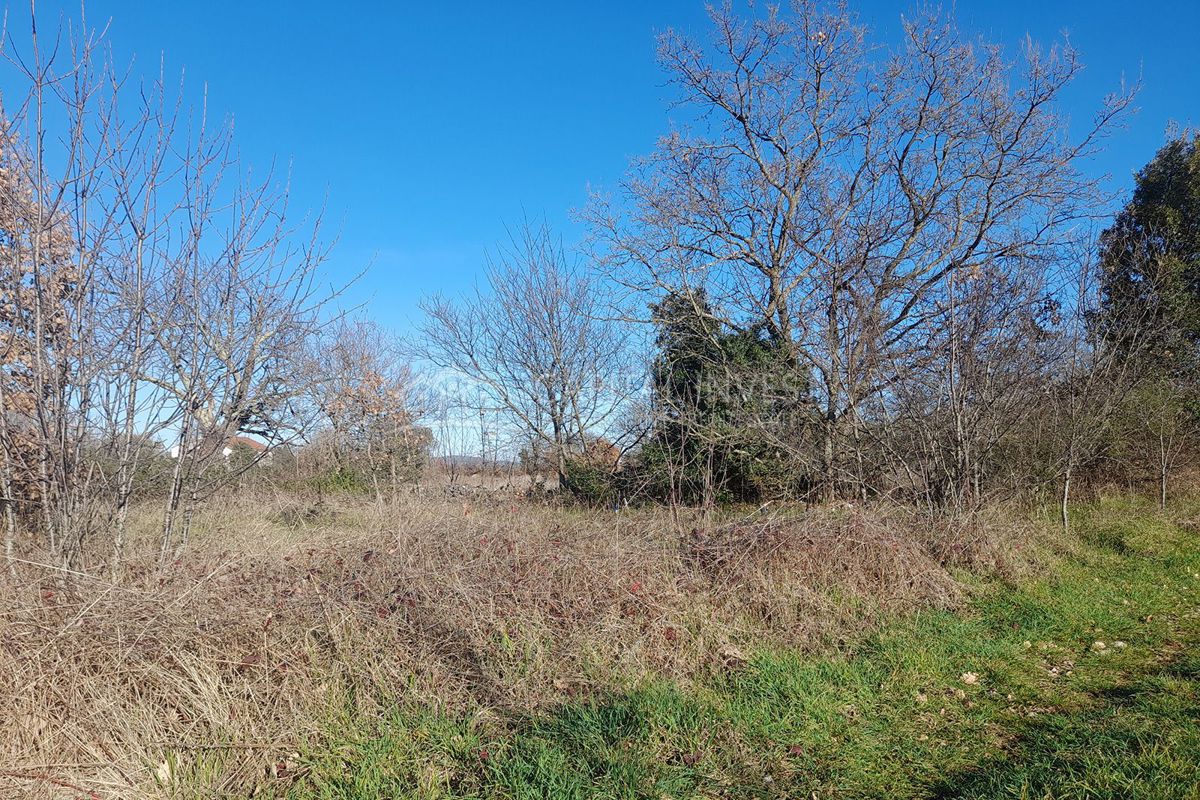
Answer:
[{"left": 14, "top": 0, "right": 1200, "bottom": 333}]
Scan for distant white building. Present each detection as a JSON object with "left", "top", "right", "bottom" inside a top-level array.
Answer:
[{"left": 169, "top": 435, "right": 270, "bottom": 465}]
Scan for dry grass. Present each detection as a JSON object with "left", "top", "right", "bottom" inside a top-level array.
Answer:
[{"left": 0, "top": 491, "right": 1029, "bottom": 798}]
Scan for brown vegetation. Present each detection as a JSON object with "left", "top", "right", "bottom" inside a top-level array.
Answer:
[{"left": 0, "top": 491, "right": 1036, "bottom": 798}]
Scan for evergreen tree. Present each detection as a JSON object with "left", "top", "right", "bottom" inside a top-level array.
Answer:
[{"left": 1098, "top": 132, "right": 1200, "bottom": 375}]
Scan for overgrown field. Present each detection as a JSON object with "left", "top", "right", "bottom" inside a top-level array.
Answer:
[{"left": 2, "top": 494, "right": 1198, "bottom": 798}]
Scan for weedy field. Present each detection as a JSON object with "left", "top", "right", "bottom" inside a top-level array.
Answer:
[{"left": 2, "top": 494, "right": 1198, "bottom": 799}]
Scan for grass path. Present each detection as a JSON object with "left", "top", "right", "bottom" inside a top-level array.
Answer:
[{"left": 286, "top": 499, "right": 1200, "bottom": 799}]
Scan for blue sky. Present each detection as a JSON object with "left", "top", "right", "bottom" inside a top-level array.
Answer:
[{"left": 13, "top": 0, "right": 1200, "bottom": 334}]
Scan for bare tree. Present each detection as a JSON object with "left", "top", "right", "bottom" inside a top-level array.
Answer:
[
  {"left": 418, "top": 219, "right": 634, "bottom": 490},
  {"left": 149, "top": 156, "right": 337, "bottom": 560},
  {"left": 1127, "top": 380, "right": 1195, "bottom": 509},
  {"left": 585, "top": 1, "right": 1135, "bottom": 500},
  {"left": 1039, "top": 249, "right": 1155, "bottom": 530},
  {"left": 0, "top": 7, "right": 343, "bottom": 572}
]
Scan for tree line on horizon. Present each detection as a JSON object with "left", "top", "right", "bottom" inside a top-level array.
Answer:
[{"left": 1, "top": 1, "right": 1197, "bottom": 576}]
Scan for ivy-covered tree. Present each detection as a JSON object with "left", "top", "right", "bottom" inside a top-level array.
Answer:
[{"left": 637, "top": 291, "right": 812, "bottom": 505}]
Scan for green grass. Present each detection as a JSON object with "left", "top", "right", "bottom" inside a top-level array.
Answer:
[{"left": 284, "top": 498, "right": 1200, "bottom": 799}]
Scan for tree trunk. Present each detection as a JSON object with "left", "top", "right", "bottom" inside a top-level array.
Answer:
[
  {"left": 556, "top": 448, "right": 571, "bottom": 496},
  {"left": 822, "top": 292, "right": 841, "bottom": 503},
  {"left": 822, "top": 410, "right": 838, "bottom": 503},
  {"left": 1060, "top": 465, "right": 1072, "bottom": 532},
  {"left": 1159, "top": 437, "right": 1168, "bottom": 510},
  {"left": 0, "top": 440, "right": 18, "bottom": 575},
  {"left": 1, "top": 496, "right": 16, "bottom": 575}
]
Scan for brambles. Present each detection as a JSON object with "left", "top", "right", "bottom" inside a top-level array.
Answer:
[{"left": 0, "top": 492, "right": 1000, "bottom": 797}]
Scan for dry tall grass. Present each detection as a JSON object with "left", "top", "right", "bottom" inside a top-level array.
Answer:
[{"left": 0, "top": 492, "right": 1032, "bottom": 798}]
